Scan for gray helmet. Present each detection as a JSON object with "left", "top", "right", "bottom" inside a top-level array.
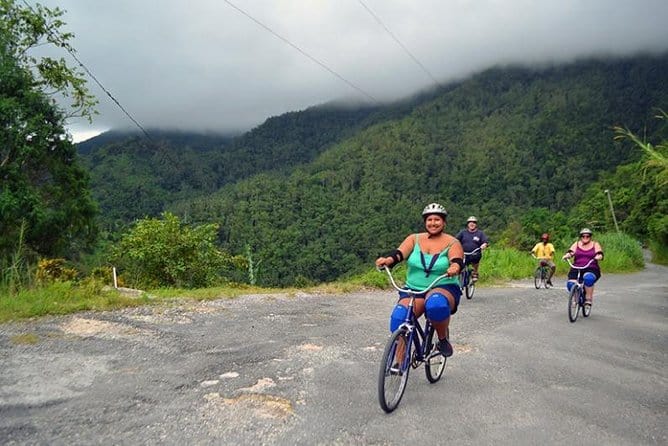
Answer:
[
  {"left": 579, "top": 228, "right": 593, "bottom": 236},
  {"left": 422, "top": 203, "right": 447, "bottom": 218},
  {"left": 467, "top": 216, "right": 478, "bottom": 223}
]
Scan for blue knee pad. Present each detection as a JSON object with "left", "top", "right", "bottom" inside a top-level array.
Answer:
[
  {"left": 566, "top": 281, "right": 575, "bottom": 291},
  {"left": 583, "top": 272, "right": 596, "bottom": 287},
  {"left": 425, "top": 293, "right": 450, "bottom": 322},
  {"left": 389, "top": 304, "right": 407, "bottom": 332}
]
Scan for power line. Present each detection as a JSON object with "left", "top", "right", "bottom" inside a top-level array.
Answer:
[
  {"left": 21, "top": 0, "right": 152, "bottom": 140},
  {"left": 221, "top": 0, "right": 379, "bottom": 103},
  {"left": 357, "top": 0, "right": 442, "bottom": 89}
]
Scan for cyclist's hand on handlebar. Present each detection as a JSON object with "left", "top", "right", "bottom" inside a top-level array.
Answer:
[
  {"left": 375, "top": 257, "right": 392, "bottom": 268},
  {"left": 446, "top": 266, "right": 459, "bottom": 277}
]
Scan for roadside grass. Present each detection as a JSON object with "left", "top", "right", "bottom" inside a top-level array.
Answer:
[
  {"left": 0, "top": 232, "right": 646, "bottom": 322},
  {"left": 0, "top": 280, "right": 149, "bottom": 323}
]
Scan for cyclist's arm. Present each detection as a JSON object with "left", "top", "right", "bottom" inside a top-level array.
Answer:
[
  {"left": 593, "top": 242, "right": 604, "bottom": 260},
  {"left": 448, "top": 238, "right": 464, "bottom": 275},
  {"left": 480, "top": 232, "right": 489, "bottom": 249}
]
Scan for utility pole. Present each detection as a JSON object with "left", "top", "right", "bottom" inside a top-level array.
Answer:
[{"left": 604, "top": 189, "right": 620, "bottom": 233}]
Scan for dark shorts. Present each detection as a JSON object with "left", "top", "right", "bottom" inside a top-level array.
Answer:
[
  {"left": 465, "top": 253, "right": 482, "bottom": 265},
  {"left": 568, "top": 267, "right": 601, "bottom": 282},
  {"left": 398, "top": 284, "right": 462, "bottom": 315}
]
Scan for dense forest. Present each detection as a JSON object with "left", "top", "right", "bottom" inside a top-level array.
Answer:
[
  {"left": 79, "top": 96, "right": 441, "bottom": 230},
  {"left": 78, "top": 53, "right": 668, "bottom": 287}
]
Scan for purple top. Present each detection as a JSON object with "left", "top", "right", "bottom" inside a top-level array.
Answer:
[{"left": 574, "top": 244, "right": 599, "bottom": 270}]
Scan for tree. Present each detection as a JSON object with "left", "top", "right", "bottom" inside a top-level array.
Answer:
[
  {"left": 0, "top": 0, "right": 98, "bottom": 261},
  {"left": 0, "top": 0, "right": 97, "bottom": 119}
]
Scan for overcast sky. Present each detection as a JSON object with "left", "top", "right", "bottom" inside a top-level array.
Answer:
[{"left": 34, "top": 0, "right": 668, "bottom": 142}]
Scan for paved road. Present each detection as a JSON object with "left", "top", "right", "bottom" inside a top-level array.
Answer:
[{"left": 1, "top": 262, "right": 666, "bottom": 445}]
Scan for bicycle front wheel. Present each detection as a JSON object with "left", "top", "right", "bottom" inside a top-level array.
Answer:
[
  {"left": 466, "top": 279, "right": 476, "bottom": 299},
  {"left": 543, "top": 269, "right": 552, "bottom": 289},
  {"left": 534, "top": 268, "right": 542, "bottom": 289},
  {"left": 583, "top": 300, "right": 592, "bottom": 317},
  {"left": 568, "top": 286, "right": 580, "bottom": 322},
  {"left": 378, "top": 328, "right": 411, "bottom": 413},
  {"left": 424, "top": 329, "right": 446, "bottom": 383}
]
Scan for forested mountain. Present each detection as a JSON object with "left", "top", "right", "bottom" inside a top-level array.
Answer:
[
  {"left": 79, "top": 101, "right": 428, "bottom": 229},
  {"left": 82, "top": 54, "right": 668, "bottom": 286}
]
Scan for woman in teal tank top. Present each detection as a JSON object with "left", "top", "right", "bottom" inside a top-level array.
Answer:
[{"left": 375, "top": 203, "right": 464, "bottom": 357}]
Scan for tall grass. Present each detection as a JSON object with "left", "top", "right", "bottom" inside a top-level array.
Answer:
[
  {"left": 1, "top": 221, "right": 35, "bottom": 296},
  {"left": 597, "top": 232, "right": 644, "bottom": 271},
  {"left": 648, "top": 239, "right": 668, "bottom": 265}
]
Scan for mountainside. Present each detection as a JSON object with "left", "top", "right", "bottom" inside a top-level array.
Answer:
[
  {"left": 78, "top": 99, "right": 432, "bottom": 227},
  {"left": 170, "top": 54, "right": 668, "bottom": 286}
]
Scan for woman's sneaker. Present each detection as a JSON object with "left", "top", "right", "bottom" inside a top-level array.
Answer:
[{"left": 438, "top": 338, "right": 453, "bottom": 357}]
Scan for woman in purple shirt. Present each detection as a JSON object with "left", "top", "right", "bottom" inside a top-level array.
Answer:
[{"left": 562, "top": 228, "right": 604, "bottom": 309}]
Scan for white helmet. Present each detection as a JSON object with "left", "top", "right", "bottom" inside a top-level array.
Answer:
[
  {"left": 467, "top": 216, "right": 478, "bottom": 223},
  {"left": 422, "top": 203, "right": 447, "bottom": 218}
]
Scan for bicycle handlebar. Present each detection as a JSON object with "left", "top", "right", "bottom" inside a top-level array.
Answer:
[
  {"left": 377, "top": 265, "right": 451, "bottom": 295},
  {"left": 464, "top": 247, "right": 482, "bottom": 256},
  {"left": 563, "top": 258, "right": 596, "bottom": 269}
]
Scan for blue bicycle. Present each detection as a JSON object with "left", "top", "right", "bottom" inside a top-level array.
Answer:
[
  {"left": 565, "top": 258, "right": 596, "bottom": 322},
  {"left": 377, "top": 266, "right": 448, "bottom": 413},
  {"left": 460, "top": 247, "right": 481, "bottom": 299}
]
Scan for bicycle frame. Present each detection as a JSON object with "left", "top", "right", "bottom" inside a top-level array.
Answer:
[
  {"left": 379, "top": 266, "right": 448, "bottom": 365},
  {"left": 377, "top": 266, "right": 450, "bottom": 412},
  {"left": 564, "top": 258, "right": 596, "bottom": 321},
  {"left": 461, "top": 247, "right": 481, "bottom": 285},
  {"left": 532, "top": 254, "right": 551, "bottom": 288}
]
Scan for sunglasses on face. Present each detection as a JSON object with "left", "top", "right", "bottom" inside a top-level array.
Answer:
[{"left": 581, "top": 234, "right": 591, "bottom": 239}]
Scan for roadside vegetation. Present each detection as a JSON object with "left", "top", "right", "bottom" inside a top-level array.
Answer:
[{"left": 0, "top": 231, "right": 644, "bottom": 323}]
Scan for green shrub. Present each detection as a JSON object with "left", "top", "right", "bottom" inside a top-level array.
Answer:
[
  {"left": 112, "top": 212, "right": 244, "bottom": 289},
  {"left": 35, "top": 258, "right": 79, "bottom": 283}
]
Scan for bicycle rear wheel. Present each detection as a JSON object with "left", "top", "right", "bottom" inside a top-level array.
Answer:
[
  {"left": 378, "top": 328, "right": 411, "bottom": 413},
  {"left": 568, "top": 286, "right": 580, "bottom": 322},
  {"left": 424, "top": 329, "right": 446, "bottom": 383},
  {"left": 533, "top": 268, "right": 542, "bottom": 289}
]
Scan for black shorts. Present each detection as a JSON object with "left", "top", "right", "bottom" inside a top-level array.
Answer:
[
  {"left": 465, "top": 253, "right": 482, "bottom": 265},
  {"left": 567, "top": 267, "right": 601, "bottom": 282}
]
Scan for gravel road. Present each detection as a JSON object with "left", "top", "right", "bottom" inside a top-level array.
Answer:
[{"left": 1, "top": 262, "right": 666, "bottom": 445}]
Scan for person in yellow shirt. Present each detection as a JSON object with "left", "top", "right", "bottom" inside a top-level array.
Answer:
[{"left": 531, "top": 233, "right": 556, "bottom": 286}]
